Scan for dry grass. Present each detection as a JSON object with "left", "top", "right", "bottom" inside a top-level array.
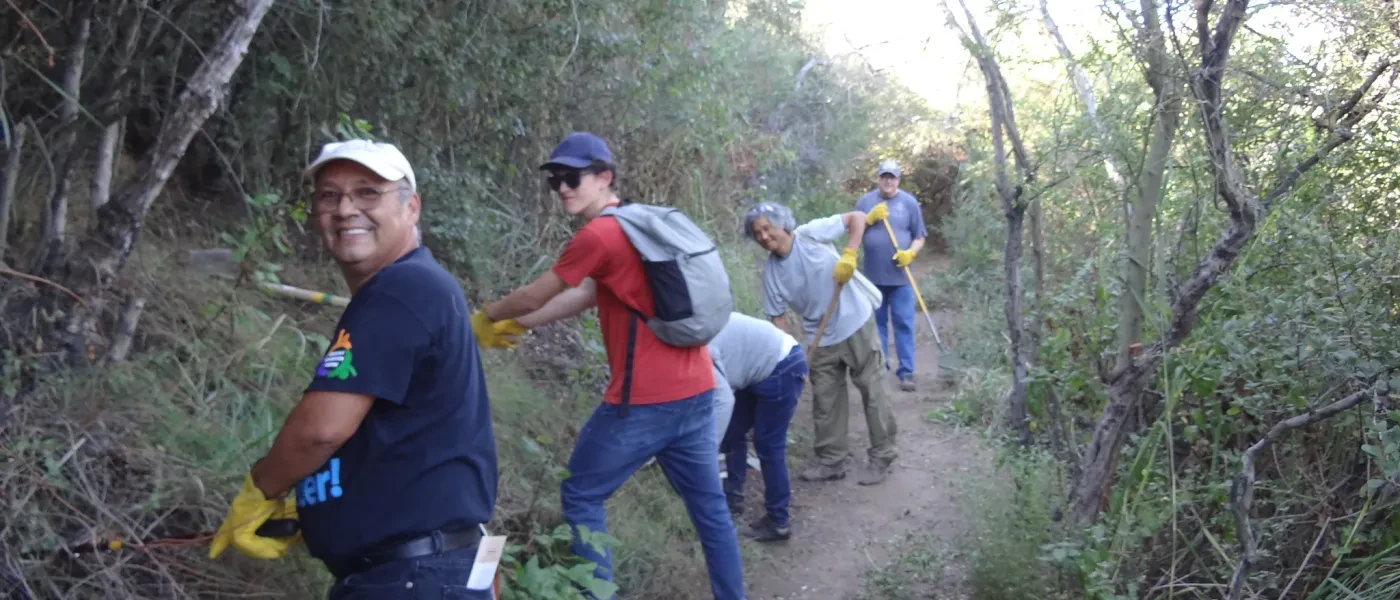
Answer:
[{"left": 1, "top": 222, "right": 738, "bottom": 598}]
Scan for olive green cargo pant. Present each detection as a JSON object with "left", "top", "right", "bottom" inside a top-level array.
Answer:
[{"left": 808, "top": 318, "right": 898, "bottom": 468}]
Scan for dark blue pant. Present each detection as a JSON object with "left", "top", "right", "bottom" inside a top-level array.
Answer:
[
  {"left": 875, "top": 284, "right": 916, "bottom": 379},
  {"left": 327, "top": 543, "right": 493, "bottom": 599},
  {"left": 561, "top": 389, "right": 745, "bottom": 600},
  {"left": 720, "top": 346, "right": 808, "bottom": 529}
]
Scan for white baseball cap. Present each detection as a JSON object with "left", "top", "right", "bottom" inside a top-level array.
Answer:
[{"left": 305, "top": 139, "right": 416, "bottom": 191}]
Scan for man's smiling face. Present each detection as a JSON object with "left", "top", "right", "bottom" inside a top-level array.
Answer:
[{"left": 312, "top": 160, "right": 419, "bottom": 269}]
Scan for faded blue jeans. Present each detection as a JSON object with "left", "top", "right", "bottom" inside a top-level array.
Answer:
[
  {"left": 561, "top": 389, "right": 746, "bottom": 600},
  {"left": 875, "top": 284, "right": 916, "bottom": 380},
  {"left": 720, "top": 346, "right": 807, "bottom": 529},
  {"left": 327, "top": 543, "right": 493, "bottom": 599}
]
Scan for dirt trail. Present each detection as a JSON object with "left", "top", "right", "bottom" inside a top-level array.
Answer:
[{"left": 739, "top": 262, "right": 987, "bottom": 599}]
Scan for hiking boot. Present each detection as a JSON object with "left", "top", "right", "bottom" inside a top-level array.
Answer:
[
  {"left": 742, "top": 515, "right": 791, "bottom": 542},
  {"left": 800, "top": 462, "right": 846, "bottom": 481},
  {"left": 899, "top": 377, "right": 916, "bottom": 392},
  {"left": 857, "top": 460, "right": 893, "bottom": 486},
  {"left": 727, "top": 495, "right": 745, "bottom": 517}
]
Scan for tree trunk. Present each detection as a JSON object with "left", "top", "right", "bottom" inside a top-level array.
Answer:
[
  {"left": 89, "top": 120, "right": 122, "bottom": 213},
  {"left": 53, "top": 0, "right": 277, "bottom": 360},
  {"left": 1028, "top": 197, "right": 1046, "bottom": 365},
  {"left": 945, "top": 0, "right": 1036, "bottom": 446},
  {"left": 0, "top": 121, "right": 26, "bottom": 264},
  {"left": 1004, "top": 202, "right": 1031, "bottom": 445},
  {"left": 89, "top": 0, "right": 145, "bottom": 216},
  {"left": 1112, "top": 0, "right": 1183, "bottom": 378},
  {"left": 35, "top": 2, "right": 94, "bottom": 272}
]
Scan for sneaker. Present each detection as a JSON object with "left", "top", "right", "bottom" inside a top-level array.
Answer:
[
  {"left": 800, "top": 462, "right": 846, "bottom": 481},
  {"left": 741, "top": 515, "right": 791, "bottom": 542},
  {"left": 857, "top": 460, "right": 892, "bottom": 486},
  {"left": 899, "top": 377, "right": 916, "bottom": 392}
]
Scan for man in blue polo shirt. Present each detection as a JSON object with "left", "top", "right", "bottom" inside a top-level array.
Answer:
[
  {"left": 856, "top": 160, "right": 927, "bottom": 392},
  {"left": 209, "top": 139, "right": 499, "bottom": 599}
]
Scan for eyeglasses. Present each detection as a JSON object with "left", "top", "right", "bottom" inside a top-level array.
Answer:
[
  {"left": 546, "top": 167, "right": 602, "bottom": 192},
  {"left": 312, "top": 185, "right": 409, "bottom": 213}
]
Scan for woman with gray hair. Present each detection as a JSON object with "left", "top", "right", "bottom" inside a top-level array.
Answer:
[
  {"left": 742, "top": 202, "right": 796, "bottom": 237},
  {"left": 743, "top": 200, "right": 899, "bottom": 486}
]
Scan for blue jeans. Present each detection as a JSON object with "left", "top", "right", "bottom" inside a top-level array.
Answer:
[
  {"left": 561, "top": 389, "right": 745, "bottom": 600},
  {"left": 875, "top": 284, "right": 916, "bottom": 379},
  {"left": 327, "top": 543, "right": 493, "bottom": 599},
  {"left": 720, "top": 346, "right": 807, "bottom": 529}
]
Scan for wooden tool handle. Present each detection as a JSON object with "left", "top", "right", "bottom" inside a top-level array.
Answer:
[{"left": 807, "top": 284, "right": 843, "bottom": 358}]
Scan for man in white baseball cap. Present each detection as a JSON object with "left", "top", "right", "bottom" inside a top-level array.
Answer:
[
  {"left": 300, "top": 139, "right": 421, "bottom": 289},
  {"left": 210, "top": 137, "right": 502, "bottom": 598},
  {"left": 306, "top": 139, "right": 417, "bottom": 192}
]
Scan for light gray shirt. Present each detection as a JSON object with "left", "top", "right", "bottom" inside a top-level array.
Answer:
[
  {"left": 711, "top": 364, "right": 735, "bottom": 444},
  {"left": 761, "top": 214, "right": 878, "bottom": 348},
  {"left": 709, "top": 312, "right": 799, "bottom": 391}
]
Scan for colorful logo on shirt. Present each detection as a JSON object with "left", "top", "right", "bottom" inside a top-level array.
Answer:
[
  {"left": 297, "top": 457, "right": 344, "bottom": 508},
  {"left": 315, "top": 330, "right": 357, "bottom": 379}
]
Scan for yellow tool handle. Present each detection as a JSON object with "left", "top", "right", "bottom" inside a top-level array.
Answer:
[{"left": 879, "top": 213, "right": 945, "bottom": 349}]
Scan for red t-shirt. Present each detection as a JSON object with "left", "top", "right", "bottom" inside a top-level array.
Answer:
[{"left": 553, "top": 216, "right": 715, "bottom": 405}]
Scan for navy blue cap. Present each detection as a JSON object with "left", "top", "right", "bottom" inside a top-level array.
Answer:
[{"left": 540, "top": 132, "right": 614, "bottom": 170}]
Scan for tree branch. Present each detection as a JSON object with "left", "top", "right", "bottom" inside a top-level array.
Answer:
[
  {"left": 1073, "top": 0, "right": 1388, "bottom": 525},
  {"left": 1228, "top": 380, "right": 1387, "bottom": 599},
  {"left": 1041, "top": 0, "right": 1126, "bottom": 189}
]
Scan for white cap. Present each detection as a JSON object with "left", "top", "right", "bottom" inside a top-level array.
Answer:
[{"left": 305, "top": 139, "right": 416, "bottom": 191}]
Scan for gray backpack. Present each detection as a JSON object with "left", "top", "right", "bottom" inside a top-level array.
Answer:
[
  {"left": 601, "top": 201, "right": 733, "bottom": 414},
  {"left": 600, "top": 201, "right": 733, "bottom": 346}
]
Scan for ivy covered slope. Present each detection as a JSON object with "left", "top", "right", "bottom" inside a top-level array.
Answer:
[{"left": 0, "top": 1, "right": 941, "bottom": 598}]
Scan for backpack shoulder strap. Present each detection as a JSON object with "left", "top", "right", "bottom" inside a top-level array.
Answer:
[{"left": 620, "top": 312, "right": 639, "bottom": 417}]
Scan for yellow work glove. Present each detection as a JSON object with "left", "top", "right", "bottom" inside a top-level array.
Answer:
[
  {"left": 893, "top": 248, "right": 917, "bottom": 268},
  {"left": 832, "top": 247, "right": 858, "bottom": 284},
  {"left": 209, "top": 473, "right": 301, "bottom": 560},
  {"left": 864, "top": 203, "right": 889, "bottom": 225},
  {"left": 471, "top": 310, "right": 509, "bottom": 348},
  {"left": 491, "top": 319, "right": 529, "bottom": 349}
]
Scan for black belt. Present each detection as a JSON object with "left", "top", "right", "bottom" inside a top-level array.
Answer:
[{"left": 328, "top": 525, "right": 483, "bottom": 580}]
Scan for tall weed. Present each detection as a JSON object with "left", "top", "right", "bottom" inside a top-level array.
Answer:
[{"left": 953, "top": 449, "right": 1071, "bottom": 600}]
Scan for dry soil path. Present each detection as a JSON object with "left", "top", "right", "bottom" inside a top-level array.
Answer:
[{"left": 737, "top": 262, "right": 987, "bottom": 600}]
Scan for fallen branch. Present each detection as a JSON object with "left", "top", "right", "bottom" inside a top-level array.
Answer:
[{"left": 1227, "top": 381, "right": 1385, "bottom": 599}]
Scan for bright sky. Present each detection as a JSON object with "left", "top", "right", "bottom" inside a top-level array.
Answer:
[
  {"left": 799, "top": 0, "right": 1332, "bottom": 115},
  {"left": 800, "top": 0, "right": 1099, "bottom": 114}
]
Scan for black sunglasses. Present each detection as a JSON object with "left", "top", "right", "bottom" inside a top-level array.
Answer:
[{"left": 546, "top": 167, "right": 603, "bottom": 192}]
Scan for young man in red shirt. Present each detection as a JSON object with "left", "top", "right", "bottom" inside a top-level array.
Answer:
[{"left": 472, "top": 132, "right": 746, "bottom": 600}]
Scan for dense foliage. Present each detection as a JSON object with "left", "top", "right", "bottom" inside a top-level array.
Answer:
[
  {"left": 0, "top": 1, "right": 942, "bottom": 598},
  {"left": 926, "top": 0, "right": 1400, "bottom": 598}
]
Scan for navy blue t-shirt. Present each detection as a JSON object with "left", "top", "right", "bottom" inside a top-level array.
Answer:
[{"left": 295, "top": 246, "right": 497, "bottom": 562}]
